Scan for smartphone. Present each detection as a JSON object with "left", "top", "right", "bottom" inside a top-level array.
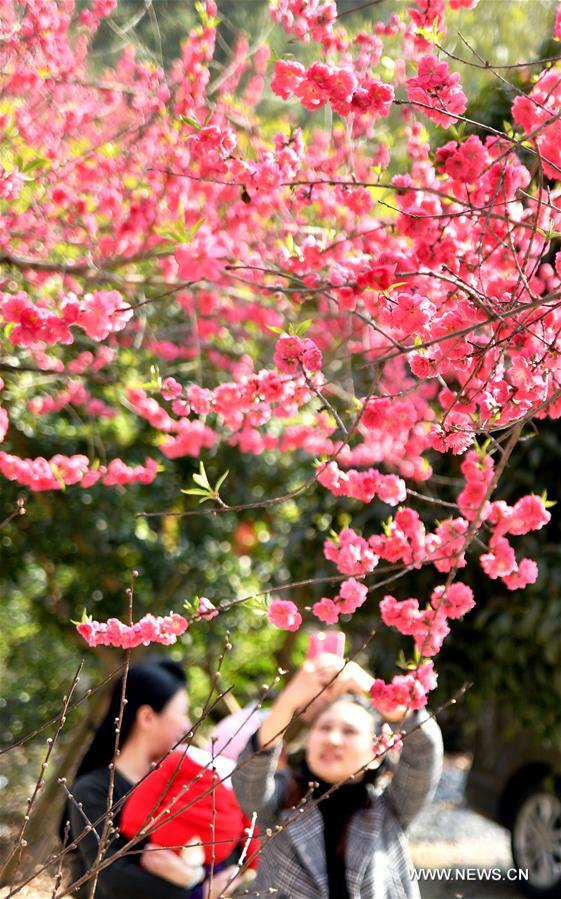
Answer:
[{"left": 307, "top": 631, "right": 345, "bottom": 660}]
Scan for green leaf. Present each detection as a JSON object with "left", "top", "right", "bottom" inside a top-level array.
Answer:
[
  {"left": 139, "top": 364, "right": 162, "bottom": 391},
  {"left": 155, "top": 216, "right": 205, "bottom": 247},
  {"left": 197, "top": 461, "right": 210, "bottom": 487},
  {"left": 215, "top": 470, "right": 229, "bottom": 491},
  {"left": 184, "top": 217, "right": 205, "bottom": 243},
  {"left": 194, "top": 0, "right": 220, "bottom": 28},
  {"left": 245, "top": 594, "right": 270, "bottom": 616},
  {"left": 181, "top": 487, "right": 211, "bottom": 497},
  {"left": 502, "top": 120, "right": 515, "bottom": 138},
  {"left": 473, "top": 436, "right": 491, "bottom": 459},
  {"left": 179, "top": 115, "right": 201, "bottom": 130},
  {"left": 416, "top": 17, "right": 444, "bottom": 44},
  {"left": 154, "top": 225, "right": 181, "bottom": 243},
  {"left": 183, "top": 597, "right": 198, "bottom": 614},
  {"left": 21, "top": 157, "right": 49, "bottom": 175},
  {"left": 381, "top": 516, "right": 394, "bottom": 537},
  {"left": 541, "top": 489, "right": 557, "bottom": 509}
]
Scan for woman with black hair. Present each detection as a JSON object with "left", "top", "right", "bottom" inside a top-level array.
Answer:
[
  {"left": 232, "top": 654, "right": 443, "bottom": 899},
  {"left": 65, "top": 658, "right": 237, "bottom": 899}
]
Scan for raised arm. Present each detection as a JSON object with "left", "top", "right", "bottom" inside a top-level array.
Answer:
[
  {"left": 232, "top": 733, "right": 288, "bottom": 831},
  {"left": 384, "top": 711, "right": 443, "bottom": 830}
]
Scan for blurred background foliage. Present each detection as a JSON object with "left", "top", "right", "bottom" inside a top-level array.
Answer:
[{"left": 1, "top": 0, "right": 561, "bottom": 852}]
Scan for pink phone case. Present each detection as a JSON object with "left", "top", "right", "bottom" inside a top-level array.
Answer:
[{"left": 307, "top": 631, "right": 345, "bottom": 659}]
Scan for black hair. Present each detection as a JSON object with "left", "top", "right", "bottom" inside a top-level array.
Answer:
[
  {"left": 60, "top": 657, "right": 186, "bottom": 842},
  {"left": 75, "top": 657, "right": 186, "bottom": 780}
]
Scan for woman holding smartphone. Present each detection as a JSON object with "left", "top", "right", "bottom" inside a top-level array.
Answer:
[{"left": 232, "top": 652, "right": 443, "bottom": 899}]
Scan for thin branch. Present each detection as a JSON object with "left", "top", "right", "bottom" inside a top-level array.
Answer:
[{"left": 0, "top": 662, "right": 83, "bottom": 884}]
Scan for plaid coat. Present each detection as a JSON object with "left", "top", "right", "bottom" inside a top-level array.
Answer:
[{"left": 232, "top": 712, "right": 443, "bottom": 899}]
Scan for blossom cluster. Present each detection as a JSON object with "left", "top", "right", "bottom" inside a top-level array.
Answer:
[
  {"left": 380, "top": 594, "right": 449, "bottom": 658},
  {"left": 512, "top": 68, "right": 561, "bottom": 180},
  {"left": 187, "top": 124, "right": 237, "bottom": 164},
  {"left": 0, "top": 406, "right": 8, "bottom": 443},
  {"left": 315, "top": 460, "right": 550, "bottom": 711},
  {"left": 372, "top": 722, "right": 403, "bottom": 757},
  {"left": 370, "top": 661, "right": 437, "bottom": 716},
  {"left": 369, "top": 509, "right": 430, "bottom": 570},
  {"left": 28, "top": 381, "right": 116, "bottom": 418},
  {"left": 323, "top": 528, "right": 378, "bottom": 577},
  {"left": 0, "top": 452, "right": 157, "bottom": 491},
  {"left": 406, "top": 55, "right": 467, "bottom": 128},
  {"left": 312, "top": 578, "right": 368, "bottom": 625},
  {"left": 0, "top": 167, "right": 25, "bottom": 200},
  {"left": 274, "top": 335, "right": 323, "bottom": 374},
  {"left": 381, "top": 583, "right": 473, "bottom": 644},
  {"left": 77, "top": 612, "right": 188, "bottom": 648},
  {"left": 133, "top": 364, "right": 324, "bottom": 460},
  {"left": 0, "top": 0, "right": 557, "bottom": 687},
  {"left": 368, "top": 584, "right": 473, "bottom": 713},
  {"left": 1, "top": 290, "right": 133, "bottom": 349},
  {"left": 267, "top": 599, "right": 302, "bottom": 631},
  {"left": 458, "top": 452, "right": 548, "bottom": 588},
  {"left": 269, "top": 0, "right": 338, "bottom": 47},
  {"left": 272, "top": 60, "right": 394, "bottom": 119},
  {"left": 323, "top": 511, "right": 469, "bottom": 580},
  {"left": 323, "top": 464, "right": 549, "bottom": 594},
  {"left": 457, "top": 450, "right": 495, "bottom": 521},
  {"left": 317, "top": 461, "right": 407, "bottom": 506},
  {"left": 194, "top": 596, "right": 219, "bottom": 621}
]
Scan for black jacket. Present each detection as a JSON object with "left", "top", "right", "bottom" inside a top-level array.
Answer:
[{"left": 67, "top": 766, "right": 192, "bottom": 899}]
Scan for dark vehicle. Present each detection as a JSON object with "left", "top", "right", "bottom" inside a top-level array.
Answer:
[{"left": 466, "top": 706, "right": 561, "bottom": 898}]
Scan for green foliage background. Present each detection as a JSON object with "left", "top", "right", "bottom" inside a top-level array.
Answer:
[{"left": 1, "top": 0, "right": 560, "bottom": 838}]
